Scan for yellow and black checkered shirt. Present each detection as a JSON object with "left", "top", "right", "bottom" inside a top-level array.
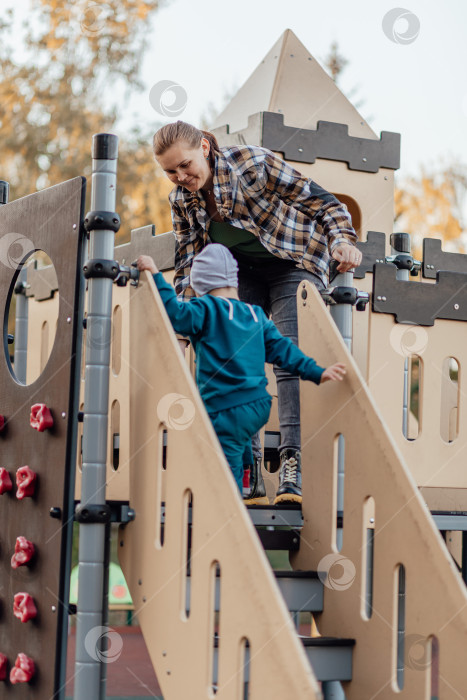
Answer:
[{"left": 169, "top": 145, "right": 357, "bottom": 299}]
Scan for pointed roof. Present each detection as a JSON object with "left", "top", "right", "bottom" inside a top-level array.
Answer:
[{"left": 212, "top": 29, "right": 376, "bottom": 140}]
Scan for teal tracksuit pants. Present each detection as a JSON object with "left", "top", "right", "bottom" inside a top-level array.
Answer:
[{"left": 208, "top": 396, "right": 272, "bottom": 493}]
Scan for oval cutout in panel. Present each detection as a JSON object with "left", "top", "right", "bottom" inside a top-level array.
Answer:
[
  {"left": 5, "top": 251, "right": 59, "bottom": 385},
  {"left": 440, "top": 357, "right": 459, "bottom": 443}
]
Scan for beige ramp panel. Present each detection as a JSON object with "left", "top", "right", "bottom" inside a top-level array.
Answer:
[
  {"left": 119, "top": 271, "right": 321, "bottom": 700},
  {"left": 293, "top": 280, "right": 467, "bottom": 699},
  {"left": 367, "top": 310, "right": 467, "bottom": 509},
  {"left": 26, "top": 293, "right": 59, "bottom": 383}
]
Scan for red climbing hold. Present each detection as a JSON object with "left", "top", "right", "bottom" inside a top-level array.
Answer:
[
  {"left": 0, "top": 415, "right": 5, "bottom": 432},
  {"left": 0, "top": 653, "right": 7, "bottom": 681},
  {"left": 10, "top": 653, "right": 35, "bottom": 684},
  {"left": 15, "top": 466, "right": 37, "bottom": 500},
  {"left": 13, "top": 593, "right": 37, "bottom": 623},
  {"left": 30, "top": 403, "right": 53, "bottom": 432},
  {"left": 0, "top": 469, "right": 12, "bottom": 495},
  {"left": 11, "top": 537, "right": 35, "bottom": 569}
]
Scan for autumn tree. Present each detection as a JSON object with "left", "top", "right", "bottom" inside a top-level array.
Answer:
[
  {"left": 323, "top": 42, "right": 466, "bottom": 254},
  {"left": 395, "top": 164, "right": 467, "bottom": 258},
  {"left": 323, "top": 41, "right": 371, "bottom": 120},
  {"left": 0, "top": 0, "right": 173, "bottom": 242}
]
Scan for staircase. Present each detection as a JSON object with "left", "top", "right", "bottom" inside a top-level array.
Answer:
[
  {"left": 197, "top": 503, "right": 356, "bottom": 697},
  {"left": 118, "top": 271, "right": 467, "bottom": 699}
]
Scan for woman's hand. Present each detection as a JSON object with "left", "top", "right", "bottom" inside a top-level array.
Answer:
[
  {"left": 332, "top": 243, "right": 362, "bottom": 272},
  {"left": 137, "top": 255, "right": 158, "bottom": 275},
  {"left": 321, "top": 363, "right": 346, "bottom": 383}
]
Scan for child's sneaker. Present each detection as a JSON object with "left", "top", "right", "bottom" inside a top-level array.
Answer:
[
  {"left": 273, "top": 449, "right": 302, "bottom": 505},
  {"left": 243, "top": 457, "right": 269, "bottom": 505}
]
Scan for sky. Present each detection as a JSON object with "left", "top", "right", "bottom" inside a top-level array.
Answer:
[{"left": 121, "top": 0, "right": 467, "bottom": 181}]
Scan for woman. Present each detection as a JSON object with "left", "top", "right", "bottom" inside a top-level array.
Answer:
[{"left": 152, "top": 120, "right": 361, "bottom": 506}]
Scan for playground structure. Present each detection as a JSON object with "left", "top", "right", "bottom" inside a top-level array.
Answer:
[{"left": 2, "top": 28, "right": 467, "bottom": 699}]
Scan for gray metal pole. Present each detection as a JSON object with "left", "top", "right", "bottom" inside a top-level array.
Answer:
[
  {"left": 322, "top": 681, "right": 346, "bottom": 699},
  {"left": 13, "top": 267, "right": 28, "bottom": 383},
  {"left": 329, "top": 270, "right": 354, "bottom": 353},
  {"left": 0, "top": 180, "right": 9, "bottom": 205},
  {"left": 329, "top": 270, "right": 353, "bottom": 552},
  {"left": 74, "top": 134, "right": 118, "bottom": 700},
  {"left": 389, "top": 235, "right": 411, "bottom": 439}
]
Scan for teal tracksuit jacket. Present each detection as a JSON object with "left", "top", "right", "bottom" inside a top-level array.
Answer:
[{"left": 153, "top": 273, "right": 325, "bottom": 413}]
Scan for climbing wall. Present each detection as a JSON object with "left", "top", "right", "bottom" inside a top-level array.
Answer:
[{"left": 0, "top": 178, "right": 85, "bottom": 696}]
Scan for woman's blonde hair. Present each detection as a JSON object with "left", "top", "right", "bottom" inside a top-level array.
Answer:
[{"left": 152, "top": 121, "right": 220, "bottom": 168}]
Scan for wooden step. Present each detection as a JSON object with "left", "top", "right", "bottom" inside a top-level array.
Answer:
[
  {"left": 187, "top": 569, "right": 324, "bottom": 614},
  {"left": 275, "top": 570, "right": 324, "bottom": 613},
  {"left": 213, "top": 635, "right": 355, "bottom": 683},
  {"left": 300, "top": 637, "right": 355, "bottom": 682},
  {"left": 246, "top": 503, "right": 303, "bottom": 527},
  {"left": 247, "top": 504, "right": 302, "bottom": 550}
]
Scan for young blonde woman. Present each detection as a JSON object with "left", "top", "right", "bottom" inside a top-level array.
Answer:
[{"left": 152, "top": 120, "right": 362, "bottom": 505}]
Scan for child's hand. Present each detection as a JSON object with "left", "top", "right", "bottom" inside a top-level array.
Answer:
[
  {"left": 136, "top": 255, "right": 158, "bottom": 275},
  {"left": 321, "top": 363, "right": 346, "bottom": 383}
]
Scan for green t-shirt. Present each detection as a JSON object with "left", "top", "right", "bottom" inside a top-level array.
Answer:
[{"left": 209, "top": 220, "right": 277, "bottom": 259}]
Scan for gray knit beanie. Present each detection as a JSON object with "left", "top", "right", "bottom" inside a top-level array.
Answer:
[{"left": 190, "top": 244, "right": 239, "bottom": 295}]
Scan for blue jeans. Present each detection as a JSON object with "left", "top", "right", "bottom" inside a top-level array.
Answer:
[
  {"left": 236, "top": 256, "right": 325, "bottom": 457},
  {"left": 209, "top": 397, "right": 272, "bottom": 492}
]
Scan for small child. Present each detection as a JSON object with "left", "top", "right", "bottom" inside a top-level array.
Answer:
[{"left": 137, "top": 245, "right": 346, "bottom": 500}]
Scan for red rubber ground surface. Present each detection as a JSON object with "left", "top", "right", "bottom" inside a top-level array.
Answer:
[{"left": 66, "top": 627, "right": 162, "bottom": 697}]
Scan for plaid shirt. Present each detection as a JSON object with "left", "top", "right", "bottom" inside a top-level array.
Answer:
[{"left": 170, "top": 145, "right": 357, "bottom": 299}]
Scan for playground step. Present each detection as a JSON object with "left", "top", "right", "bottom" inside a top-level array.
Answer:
[
  {"left": 274, "top": 570, "right": 324, "bottom": 613},
  {"left": 158, "top": 502, "right": 303, "bottom": 528},
  {"left": 300, "top": 636, "right": 355, "bottom": 682},
  {"left": 187, "top": 569, "right": 324, "bottom": 614},
  {"left": 246, "top": 503, "right": 303, "bottom": 527},
  {"left": 247, "top": 504, "right": 303, "bottom": 550},
  {"left": 158, "top": 502, "right": 304, "bottom": 551},
  {"left": 213, "top": 635, "right": 355, "bottom": 683}
]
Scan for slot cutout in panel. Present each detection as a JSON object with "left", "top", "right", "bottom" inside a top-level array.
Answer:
[
  {"left": 209, "top": 561, "right": 221, "bottom": 695},
  {"left": 362, "top": 496, "right": 375, "bottom": 620},
  {"left": 404, "top": 356, "right": 421, "bottom": 440},
  {"left": 111, "top": 400, "right": 120, "bottom": 471},
  {"left": 181, "top": 490, "right": 193, "bottom": 619},
  {"left": 333, "top": 434, "right": 345, "bottom": 551},
  {"left": 162, "top": 428, "right": 168, "bottom": 470},
  {"left": 429, "top": 635, "right": 439, "bottom": 700},
  {"left": 240, "top": 637, "right": 250, "bottom": 700},
  {"left": 440, "top": 357, "right": 459, "bottom": 443},
  {"left": 112, "top": 304, "right": 122, "bottom": 375},
  {"left": 395, "top": 564, "right": 406, "bottom": 690},
  {"left": 155, "top": 424, "right": 166, "bottom": 548}
]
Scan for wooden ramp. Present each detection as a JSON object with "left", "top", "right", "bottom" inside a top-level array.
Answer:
[
  {"left": 118, "top": 271, "right": 323, "bottom": 700},
  {"left": 296, "top": 280, "right": 467, "bottom": 698}
]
